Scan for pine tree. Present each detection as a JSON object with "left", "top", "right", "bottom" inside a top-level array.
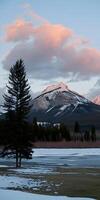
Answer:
[
  {"left": 73, "top": 121, "right": 80, "bottom": 141},
  {"left": 91, "top": 125, "right": 96, "bottom": 141},
  {"left": 74, "top": 121, "right": 80, "bottom": 133},
  {"left": 1, "top": 59, "right": 33, "bottom": 167},
  {"left": 60, "top": 123, "right": 71, "bottom": 141}
]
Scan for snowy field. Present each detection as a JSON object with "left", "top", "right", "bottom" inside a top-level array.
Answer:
[
  {"left": 0, "top": 189, "right": 95, "bottom": 200},
  {"left": 0, "top": 148, "right": 100, "bottom": 199}
]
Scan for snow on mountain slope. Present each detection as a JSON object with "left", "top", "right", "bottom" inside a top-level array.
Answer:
[
  {"left": 32, "top": 82, "right": 90, "bottom": 112},
  {"left": 92, "top": 96, "right": 100, "bottom": 105},
  {"left": 42, "top": 82, "right": 69, "bottom": 94}
]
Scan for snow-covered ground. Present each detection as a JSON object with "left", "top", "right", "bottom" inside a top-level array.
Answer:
[
  {"left": 0, "top": 189, "right": 95, "bottom": 200},
  {"left": 0, "top": 175, "right": 43, "bottom": 190}
]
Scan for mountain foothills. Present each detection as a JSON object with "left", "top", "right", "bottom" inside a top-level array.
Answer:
[{"left": 28, "top": 82, "right": 100, "bottom": 128}]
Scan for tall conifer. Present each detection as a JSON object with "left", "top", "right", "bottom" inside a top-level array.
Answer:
[{"left": 1, "top": 59, "right": 33, "bottom": 167}]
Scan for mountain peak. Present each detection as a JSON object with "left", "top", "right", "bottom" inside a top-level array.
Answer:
[
  {"left": 92, "top": 96, "right": 100, "bottom": 105},
  {"left": 42, "top": 82, "right": 68, "bottom": 94}
]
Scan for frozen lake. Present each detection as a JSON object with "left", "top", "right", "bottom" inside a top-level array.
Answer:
[
  {"left": 18, "top": 148, "right": 99, "bottom": 171},
  {"left": 27, "top": 148, "right": 100, "bottom": 171},
  {"left": 31, "top": 148, "right": 100, "bottom": 168},
  {"left": 0, "top": 148, "right": 100, "bottom": 169}
]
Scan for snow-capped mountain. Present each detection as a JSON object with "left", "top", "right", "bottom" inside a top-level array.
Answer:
[
  {"left": 92, "top": 96, "right": 100, "bottom": 105},
  {"left": 32, "top": 82, "right": 90, "bottom": 111},
  {"left": 29, "top": 82, "right": 100, "bottom": 127}
]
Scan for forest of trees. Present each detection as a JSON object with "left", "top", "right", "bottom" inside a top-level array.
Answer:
[
  {"left": 0, "top": 59, "right": 97, "bottom": 168},
  {"left": 29, "top": 119, "right": 96, "bottom": 143}
]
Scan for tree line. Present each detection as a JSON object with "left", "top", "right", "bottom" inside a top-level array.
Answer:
[{"left": 30, "top": 119, "right": 96, "bottom": 142}]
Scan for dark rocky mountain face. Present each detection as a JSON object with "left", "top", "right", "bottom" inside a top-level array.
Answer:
[{"left": 28, "top": 82, "right": 100, "bottom": 128}]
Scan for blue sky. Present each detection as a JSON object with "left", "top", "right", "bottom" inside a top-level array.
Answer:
[{"left": 0, "top": 0, "right": 100, "bottom": 98}]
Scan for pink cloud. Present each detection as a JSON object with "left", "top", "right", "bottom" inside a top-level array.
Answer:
[
  {"left": 33, "top": 23, "right": 73, "bottom": 49},
  {"left": 5, "top": 19, "right": 34, "bottom": 42},
  {"left": 3, "top": 18, "right": 100, "bottom": 80}
]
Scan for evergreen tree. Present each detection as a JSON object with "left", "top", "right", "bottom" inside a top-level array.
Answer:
[
  {"left": 1, "top": 59, "right": 33, "bottom": 167},
  {"left": 91, "top": 125, "right": 96, "bottom": 141},
  {"left": 84, "top": 130, "right": 90, "bottom": 141},
  {"left": 32, "top": 117, "right": 38, "bottom": 141},
  {"left": 60, "top": 123, "right": 71, "bottom": 141},
  {"left": 74, "top": 121, "right": 80, "bottom": 133},
  {"left": 73, "top": 121, "right": 80, "bottom": 141}
]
